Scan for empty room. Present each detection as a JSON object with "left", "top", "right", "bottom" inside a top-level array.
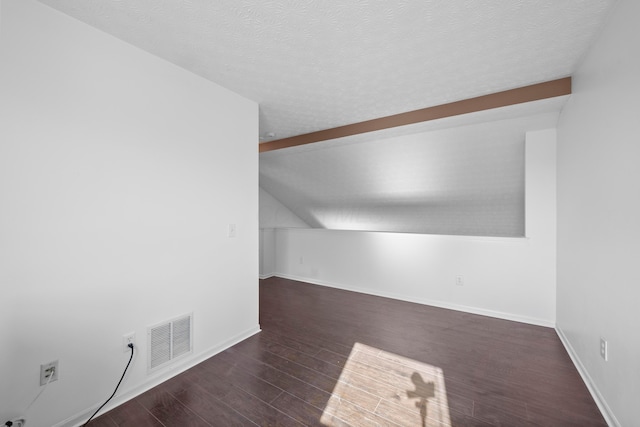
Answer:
[{"left": 1, "top": 0, "right": 638, "bottom": 426}]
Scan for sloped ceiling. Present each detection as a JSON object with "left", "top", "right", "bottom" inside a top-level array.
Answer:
[
  {"left": 260, "top": 100, "right": 565, "bottom": 236},
  {"left": 35, "top": 0, "right": 614, "bottom": 235}
]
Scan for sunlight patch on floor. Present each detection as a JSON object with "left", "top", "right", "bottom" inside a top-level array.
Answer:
[{"left": 320, "top": 342, "right": 451, "bottom": 426}]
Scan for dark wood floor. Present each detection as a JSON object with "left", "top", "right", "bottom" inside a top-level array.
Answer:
[{"left": 90, "top": 277, "right": 606, "bottom": 426}]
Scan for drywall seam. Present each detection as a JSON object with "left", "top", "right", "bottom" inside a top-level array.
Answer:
[
  {"left": 53, "top": 325, "right": 261, "bottom": 427},
  {"left": 273, "top": 273, "right": 555, "bottom": 328},
  {"left": 555, "top": 327, "right": 619, "bottom": 427}
]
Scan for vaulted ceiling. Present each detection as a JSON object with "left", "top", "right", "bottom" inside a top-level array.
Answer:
[{"left": 37, "top": 0, "right": 616, "bottom": 234}]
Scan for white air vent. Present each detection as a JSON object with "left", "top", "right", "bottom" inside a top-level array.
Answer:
[{"left": 147, "top": 313, "right": 193, "bottom": 371}]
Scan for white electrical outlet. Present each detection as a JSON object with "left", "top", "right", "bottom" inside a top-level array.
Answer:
[
  {"left": 40, "top": 360, "right": 58, "bottom": 385},
  {"left": 455, "top": 275, "right": 464, "bottom": 286},
  {"left": 600, "top": 337, "right": 608, "bottom": 361},
  {"left": 123, "top": 332, "right": 136, "bottom": 353},
  {"left": 228, "top": 223, "right": 236, "bottom": 238}
]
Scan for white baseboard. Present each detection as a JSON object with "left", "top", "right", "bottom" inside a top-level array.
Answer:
[
  {"left": 259, "top": 273, "right": 275, "bottom": 279},
  {"left": 272, "top": 273, "right": 555, "bottom": 328},
  {"left": 555, "top": 327, "right": 619, "bottom": 427},
  {"left": 268, "top": 274, "right": 617, "bottom": 423},
  {"left": 55, "top": 325, "right": 261, "bottom": 427}
]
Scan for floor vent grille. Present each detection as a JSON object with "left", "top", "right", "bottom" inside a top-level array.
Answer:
[{"left": 148, "top": 313, "right": 193, "bottom": 371}]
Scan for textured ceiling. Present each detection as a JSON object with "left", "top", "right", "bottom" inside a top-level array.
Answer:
[
  {"left": 260, "top": 105, "right": 562, "bottom": 236},
  {"left": 36, "top": 0, "right": 614, "bottom": 141}
]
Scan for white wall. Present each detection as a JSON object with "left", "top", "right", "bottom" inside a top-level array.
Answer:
[
  {"left": 259, "top": 228, "right": 276, "bottom": 278},
  {"left": 556, "top": 0, "right": 640, "bottom": 425},
  {"left": 259, "top": 187, "right": 308, "bottom": 278},
  {"left": 0, "top": 1, "right": 258, "bottom": 426},
  {"left": 259, "top": 187, "right": 309, "bottom": 229},
  {"left": 274, "top": 129, "right": 557, "bottom": 326}
]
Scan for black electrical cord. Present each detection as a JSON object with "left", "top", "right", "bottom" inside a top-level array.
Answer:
[{"left": 82, "top": 343, "right": 134, "bottom": 426}]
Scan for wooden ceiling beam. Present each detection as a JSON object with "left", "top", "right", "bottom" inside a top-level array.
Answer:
[{"left": 258, "top": 77, "right": 571, "bottom": 153}]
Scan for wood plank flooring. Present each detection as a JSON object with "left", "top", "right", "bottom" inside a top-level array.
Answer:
[{"left": 89, "top": 277, "right": 607, "bottom": 426}]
